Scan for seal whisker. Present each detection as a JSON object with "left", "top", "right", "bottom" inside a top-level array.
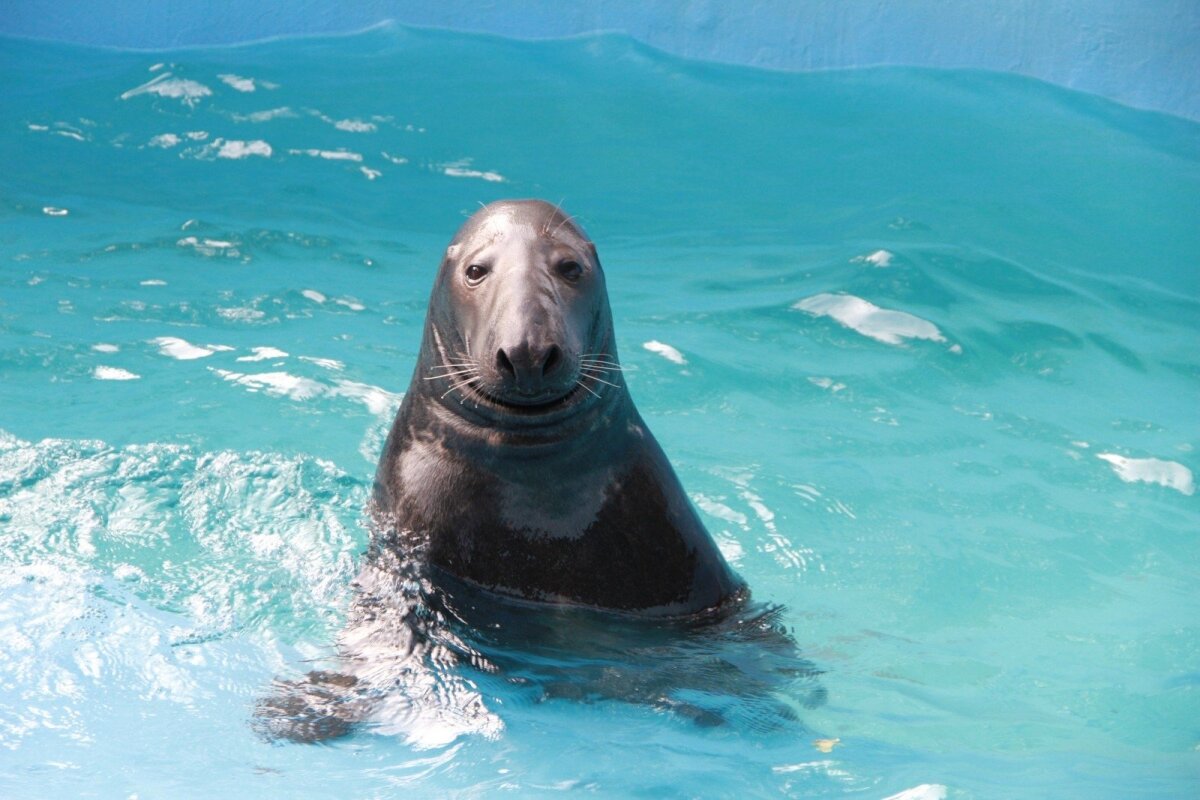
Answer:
[
  {"left": 583, "top": 362, "right": 636, "bottom": 373},
  {"left": 574, "top": 378, "right": 601, "bottom": 399},
  {"left": 427, "top": 362, "right": 477, "bottom": 372},
  {"left": 580, "top": 372, "right": 620, "bottom": 389},
  {"left": 423, "top": 369, "right": 476, "bottom": 381},
  {"left": 441, "top": 376, "right": 479, "bottom": 400},
  {"left": 551, "top": 212, "right": 578, "bottom": 239},
  {"left": 543, "top": 197, "right": 568, "bottom": 235},
  {"left": 579, "top": 362, "right": 625, "bottom": 373}
]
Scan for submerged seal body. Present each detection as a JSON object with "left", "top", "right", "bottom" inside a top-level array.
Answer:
[{"left": 374, "top": 199, "right": 741, "bottom": 616}]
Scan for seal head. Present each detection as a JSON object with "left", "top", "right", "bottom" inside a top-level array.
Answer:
[{"left": 419, "top": 199, "right": 614, "bottom": 431}]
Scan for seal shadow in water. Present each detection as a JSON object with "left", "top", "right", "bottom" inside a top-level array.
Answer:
[
  {"left": 255, "top": 526, "right": 827, "bottom": 744},
  {"left": 255, "top": 200, "right": 826, "bottom": 741}
]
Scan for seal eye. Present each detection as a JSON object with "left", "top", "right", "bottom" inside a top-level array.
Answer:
[
  {"left": 557, "top": 260, "right": 583, "bottom": 282},
  {"left": 464, "top": 264, "right": 489, "bottom": 285}
]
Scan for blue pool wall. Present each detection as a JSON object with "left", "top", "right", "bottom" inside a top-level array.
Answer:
[{"left": 3, "top": 0, "right": 1198, "bottom": 122}]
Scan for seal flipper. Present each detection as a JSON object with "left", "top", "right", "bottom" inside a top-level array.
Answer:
[{"left": 254, "top": 670, "right": 377, "bottom": 744}]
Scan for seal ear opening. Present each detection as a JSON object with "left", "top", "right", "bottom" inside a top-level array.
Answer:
[{"left": 444, "top": 244, "right": 462, "bottom": 263}]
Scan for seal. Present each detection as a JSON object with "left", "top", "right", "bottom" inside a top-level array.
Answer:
[
  {"left": 374, "top": 199, "right": 743, "bottom": 616},
  {"left": 255, "top": 201, "right": 797, "bottom": 745}
]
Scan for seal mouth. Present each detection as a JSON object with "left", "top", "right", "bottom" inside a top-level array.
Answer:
[{"left": 467, "top": 383, "right": 584, "bottom": 416}]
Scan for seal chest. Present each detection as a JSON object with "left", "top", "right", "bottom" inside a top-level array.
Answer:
[{"left": 375, "top": 199, "right": 742, "bottom": 616}]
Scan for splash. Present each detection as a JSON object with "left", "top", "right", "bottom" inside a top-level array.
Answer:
[
  {"left": 1096, "top": 453, "right": 1194, "bottom": 495},
  {"left": 793, "top": 293, "right": 946, "bottom": 346},
  {"left": 643, "top": 340, "right": 686, "bottom": 364}
]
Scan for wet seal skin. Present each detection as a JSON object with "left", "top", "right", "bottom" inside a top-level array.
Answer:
[
  {"left": 256, "top": 201, "right": 822, "bottom": 743},
  {"left": 374, "top": 198, "right": 742, "bottom": 615}
]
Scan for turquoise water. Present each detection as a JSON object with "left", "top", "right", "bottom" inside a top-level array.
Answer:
[{"left": 2, "top": 23, "right": 1199, "bottom": 797}]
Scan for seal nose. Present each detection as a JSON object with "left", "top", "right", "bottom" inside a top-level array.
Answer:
[{"left": 496, "top": 342, "right": 562, "bottom": 394}]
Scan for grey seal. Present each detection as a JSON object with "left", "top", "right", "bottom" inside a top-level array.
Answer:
[
  {"left": 255, "top": 201, "right": 821, "bottom": 745},
  {"left": 373, "top": 198, "right": 743, "bottom": 615}
]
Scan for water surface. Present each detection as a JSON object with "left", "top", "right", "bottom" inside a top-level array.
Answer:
[{"left": 1, "top": 25, "right": 1198, "bottom": 798}]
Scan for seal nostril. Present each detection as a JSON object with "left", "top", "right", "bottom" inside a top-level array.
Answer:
[
  {"left": 496, "top": 348, "right": 515, "bottom": 377},
  {"left": 542, "top": 345, "right": 562, "bottom": 377}
]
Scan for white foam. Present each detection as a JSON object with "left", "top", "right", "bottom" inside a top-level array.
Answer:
[
  {"left": 177, "top": 236, "right": 238, "bottom": 257},
  {"left": 140, "top": 279, "right": 167, "bottom": 286},
  {"left": 1096, "top": 453, "right": 1194, "bottom": 495},
  {"left": 120, "top": 74, "right": 212, "bottom": 107},
  {"left": 360, "top": 166, "right": 382, "bottom": 180},
  {"left": 882, "top": 785, "right": 948, "bottom": 800},
  {"left": 233, "top": 107, "right": 296, "bottom": 123},
  {"left": 93, "top": 366, "right": 140, "bottom": 381},
  {"left": 853, "top": 249, "right": 894, "bottom": 267},
  {"left": 28, "top": 123, "right": 49, "bottom": 131},
  {"left": 218, "top": 74, "right": 256, "bottom": 92},
  {"left": 42, "top": 207, "right": 69, "bottom": 217},
  {"left": 74, "top": 643, "right": 102, "bottom": 680},
  {"left": 643, "top": 340, "right": 686, "bottom": 365},
  {"left": 334, "top": 119, "right": 376, "bottom": 133},
  {"left": 211, "top": 367, "right": 398, "bottom": 415},
  {"left": 332, "top": 380, "right": 402, "bottom": 416},
  {"left": 299, "top": 356, "right": 344, "bottom": 371},
  {"left": 237, "top": 347, "right": 289, "bottom": 362},
  {"left": 185, "top": 131, "right": 209, "bottom": 141},
  {"left": 808, "top": 376, "right": 846, "bottom": 393},
  {"left": 693, "top": 494, "right": 749, "bottom": 527},
  {"left": 148, "top": 133, "right": 180, "bottom": 148},
  {"left": 381, "top": 151, "right": 408, "bottom": 165},
  {"left": 793, "top": 293, "right": 945, "bottom": 346},
  {"left": 370, "top": 686, "right": 504, "bottom": 749},
  {"left": 217, "top": 306, "right": 266, "bottom": 322},
  {"left": 92, "top": 344, "right": 119, "bottom": 353},
  {"left": 212, "top": 369, "right": 325, "bottom": 401},
  {"left": 289, "top": 148, "right": 362, "bottom": 162},
  {"left": 150, "top": 337, "right": 213, "bottom": 360},
  {"left": 214, "top": 139, "right": 272, "bottom": 159},
  {"left": 301, "top": 289, "right": 327, "bottom": 304},
  {"left": 443, "top": 165, "right": 505, "bottom": 182},
  {"left": 335, "top": 298, "right": 365, "bottom": 312}
]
